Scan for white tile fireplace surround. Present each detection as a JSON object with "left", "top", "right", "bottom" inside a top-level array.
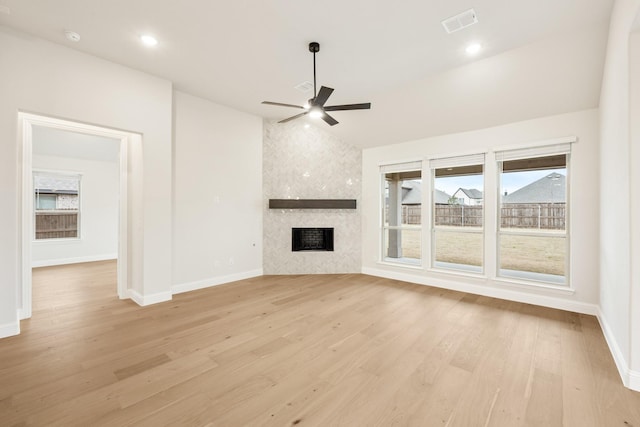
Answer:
[{"left": 263, "top": 120, "right": 361, "bottom": 274}]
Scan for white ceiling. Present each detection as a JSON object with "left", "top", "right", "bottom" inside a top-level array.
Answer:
[
  {"left": 33, "top": 126, "right": 120, "bottom": 162},
  {"left": 0, "top": 0, "right": 613, "bottom": 148}
]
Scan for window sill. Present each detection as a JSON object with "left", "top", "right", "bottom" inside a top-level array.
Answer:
[
  {"left": 493, "top": 276, "right": 574, "bottom": 294},
  {"left": 377, "top": 260, "right": 424, "bottom": 270},
  {"left": 33, "top": 238, "right": 82, "bottom": 245},
  {"left": 427, "top": 266, "right": 487, "bottom": 280}
]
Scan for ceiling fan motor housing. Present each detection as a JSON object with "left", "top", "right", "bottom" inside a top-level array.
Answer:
[{"left": 309, "top": 42, "right": 320, "bottom": 53}]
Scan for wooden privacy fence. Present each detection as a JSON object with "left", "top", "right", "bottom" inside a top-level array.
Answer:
[
  {"left": 402, "top": 205, "right": 422, "bottom": 224},
  {"left": 394, "top": 203, "right": 565, "bottom": 229},
  {"left": 500, "top": 203, "right": 565, "bottom": 229},
  {"left": 35, "top": 211, "right": 78, "bottom": 239},
  {"left": 434, "top": 205, "right": 483, "bottom": 227}
]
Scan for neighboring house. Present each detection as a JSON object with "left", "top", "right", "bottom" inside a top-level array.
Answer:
[
  {"left": 34, "top": 175, "right": 79, "bottom": 211},
  {"left": 401, "top": 180, "right": 422, "bottom": 205},
  {"left": 503, "top": 172, "right": 565, "bottom": 204},
  {"left": 394, "top": 182, "right": 451, "bottom": 225},
  {"left": 34, "top": 191, "right": 79, "bottom": 211},
  {"left": 434, "top": 189, "right": 451, "bottom": 205},
  {"left": 400, "top": 181, "right": 451, "bottom": 205},
  {"left": 452, "top": 188, "right": 483, "bottom": 205}
]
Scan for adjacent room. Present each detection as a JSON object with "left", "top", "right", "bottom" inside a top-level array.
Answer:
[{"left": 1, "top": 0, "right": 639, "bottom": 425}]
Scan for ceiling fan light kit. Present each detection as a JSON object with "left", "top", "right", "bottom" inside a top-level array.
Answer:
[
  {"left": 262, "top": 42, "right": 371, "bottom": 126},
  {"left": 309, "top": 107, "right": 323, "bottom": 118}
]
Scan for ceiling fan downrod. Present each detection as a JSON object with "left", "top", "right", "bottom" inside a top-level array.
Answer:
[{"left": 309, "top": 42, "right": 320, "bottom": 100}]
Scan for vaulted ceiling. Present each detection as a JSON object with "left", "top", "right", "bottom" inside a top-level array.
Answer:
[{"left": 0, "top": 0, "right": 613, "bottom": 148}]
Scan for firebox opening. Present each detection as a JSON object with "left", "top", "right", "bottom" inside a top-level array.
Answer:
[{"left": 292, "top": 228, "right": 334, "bottom": 252}]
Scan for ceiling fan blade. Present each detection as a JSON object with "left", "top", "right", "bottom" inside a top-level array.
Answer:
[
  {"left": 324, "top": 102, "right": 371, "bottom": 111},
  {"left": 278, "top": 111, "right": 308, "bottom": 123},
  {"left": 314, "top": 86, "right": 334, "bottom": 107},
  {"left": 321, "top": 112, "right": 339, "bottom": 126},
  {"left": 262, "top": 101, "right": 305, "bottom": 109}
]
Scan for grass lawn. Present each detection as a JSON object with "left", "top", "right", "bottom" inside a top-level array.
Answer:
[{"left": 393, "top": 227, "right": 565, "bottom": 276}]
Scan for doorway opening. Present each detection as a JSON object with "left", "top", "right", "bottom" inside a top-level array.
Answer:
[{"left": 19, "top": 112, "right": 140, "bottom": 320}]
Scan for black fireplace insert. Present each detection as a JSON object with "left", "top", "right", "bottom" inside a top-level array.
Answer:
[{"left": 292, "top": 228, "right": 334, "bottom": 251}]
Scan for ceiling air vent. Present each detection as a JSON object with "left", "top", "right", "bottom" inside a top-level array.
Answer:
[
  {"left": 294, "top": 81, "right": 314, "bottom": 93},
  {"left": 442, "top": 9, "right": 478, "bottom": 34}
]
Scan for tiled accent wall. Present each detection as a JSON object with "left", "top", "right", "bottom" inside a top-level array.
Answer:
[{"left": 263, "top": 119, "right": 362, "bottom": 274}]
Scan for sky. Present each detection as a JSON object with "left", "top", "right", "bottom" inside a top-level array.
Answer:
[{"left": 433, "top": 168, "right": 566, "bottom": 196}]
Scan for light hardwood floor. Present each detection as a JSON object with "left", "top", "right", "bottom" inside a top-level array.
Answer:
[{"left": 1, "top": 261, "right": 639, "bottom": 426}]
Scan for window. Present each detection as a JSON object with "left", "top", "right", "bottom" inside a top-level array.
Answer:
[
  {"left": 430, "top": 154, "right": 485, "bottom": 273},
  {"left": 35, "top": 194, "right": 57, "bottom": 210},
  {"left": 496, "top": 145, "right": 570, "bottom": 285},
  {"left": 381, "top": 161, "right": 422, "bottom": 265},
  {"left": 34, "top": 172, "right": 81, "bottom": 240}
]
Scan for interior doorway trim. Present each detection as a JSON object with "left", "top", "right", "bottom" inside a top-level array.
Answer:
[{"left": 19, "top": 112, "right": 135, "bottom": 319}]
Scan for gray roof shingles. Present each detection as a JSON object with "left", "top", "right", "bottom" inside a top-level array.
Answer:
[
  {"left": 400, "top": 181, "right": 451, "bottom": 204},
  {"left": 34, "top": 175, "right": 79, "bottom": 193},
  {"left": 454, "top": 188, "right": 483, "bottom": 199},
  {"left": 503, "top": 172, "right": 565, "bottom": 203}
]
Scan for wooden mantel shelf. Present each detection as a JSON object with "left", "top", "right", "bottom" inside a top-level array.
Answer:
[{"left": 268, "top": 199, "right": 357, "bottom": 209}]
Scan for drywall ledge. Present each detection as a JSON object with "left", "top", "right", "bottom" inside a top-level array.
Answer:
[{"left": 268, "top": 199, "right": 357, "bottom": 209}]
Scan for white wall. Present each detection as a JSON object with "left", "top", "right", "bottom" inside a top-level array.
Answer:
[
  {"left": 599, "top": 0, "right": 640, "bottom": 391},
  {"left": 263, "top": 120, "right": 362, "bottom": 274},
  {"left": 0, "top": 26, "right": 173, "bottom": 336},
  {"left": 172, "top": 91, "right": 263, "bottom": 293},
  {"left": 362, "top": 109, "right": 600, "bottom": 313},
  {"left": 630, "top": 30, "right": 640, "bottom": 386},
  {"left": 32, "top": 154, "right": 119, "bottom": 266}
]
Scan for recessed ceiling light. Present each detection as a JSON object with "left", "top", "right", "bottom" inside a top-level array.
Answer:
[
  {"left": 64, "top": 30, "right": 81, "bottom": 42},
  {"left": 304, "top": 124, "right": 310, "bottom": 129},
  {"left": 465, "top": 43, "right": 482, "bottom": 55},
  {"left": 140, "top": 35, "right": 158, "bottom": 47}
]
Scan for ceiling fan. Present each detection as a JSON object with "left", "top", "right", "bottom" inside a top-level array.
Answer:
[{"left": 262, "top": 42, "right": 371, "bottom": 126}]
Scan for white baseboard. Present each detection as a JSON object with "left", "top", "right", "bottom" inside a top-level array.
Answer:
[
  {"left": 0, "top": 319, "right": 20, "bottom": 339},
  {"left": 128, "top": 289, "right": 172, "bottom": 307},
  {"left": 596, "top": 308, "right": 629, "bottom": 386},
  {"left": 172, "top": 269, "right": 264, "bottom": 295},
  {"left": 597, "top": 308, "right": 640, "bottom": 392},
  {"left": 32, "top": 253, "right": 117, "bottom": 268},
  {"left": 361, "top": 267, "right": 599, "bottom": 315},
  {"left": 629, "top": 370, "right": 640, "bottom": 391}
]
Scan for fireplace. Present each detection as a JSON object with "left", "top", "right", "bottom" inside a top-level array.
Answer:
[{"left": 292, "top": 228, "right": 334, "bottom": 252}]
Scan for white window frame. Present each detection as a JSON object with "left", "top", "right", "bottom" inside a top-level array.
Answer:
[
  {"left": 429, "top": 153, "right": 485, "bottom": 274},
  {"left": 380, "top": 161, "right": 423, "bottom": 267},
  {"left": 33, "top": 170, "right": 82, "bottom": 242},
  {"left": 495, "top": 142, "right": 571, "bottom": 287}
]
